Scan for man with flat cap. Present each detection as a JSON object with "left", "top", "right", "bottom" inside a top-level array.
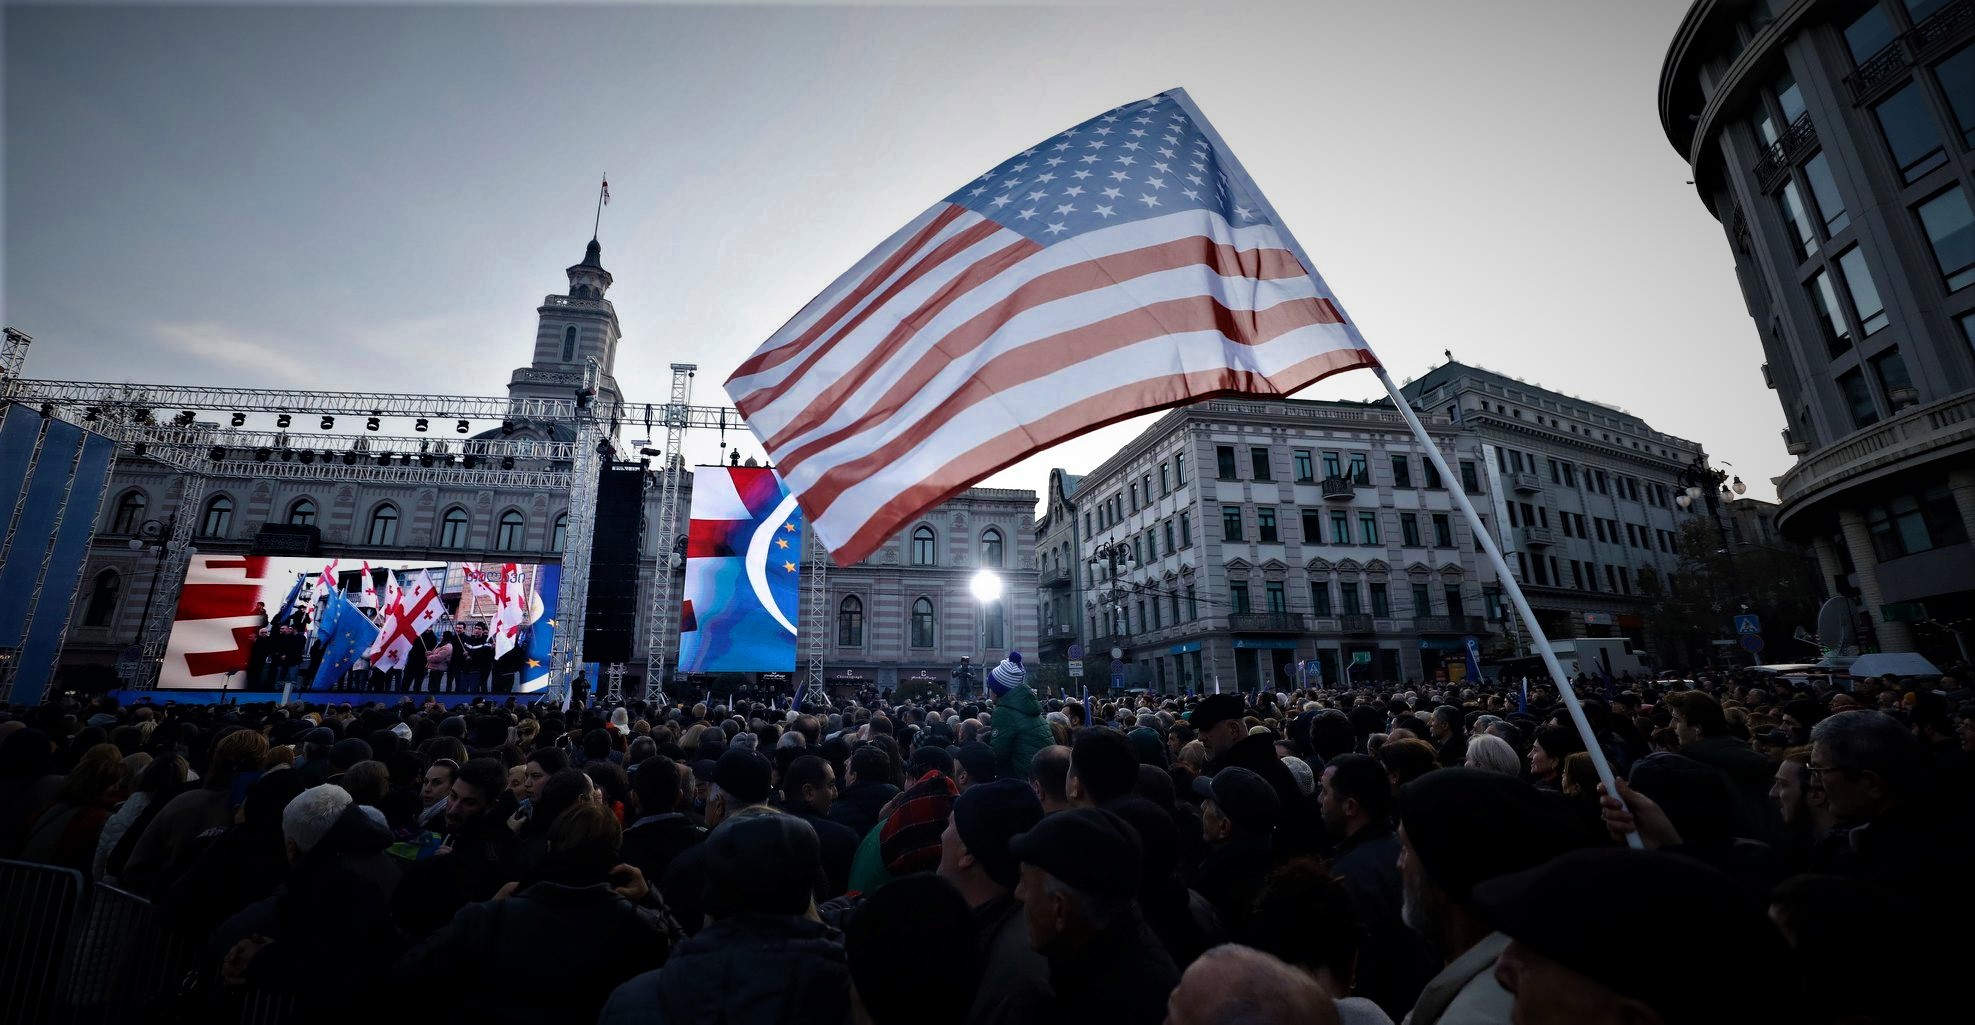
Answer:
[
  {"left": 1189, "top": 766, "right": 1277, "bottom": 932},
  {"left": 938, "top": 778, "right": 1051, "bottom": 1025},
  {"left": 659, "top": 748, "right": 773, "bottom": 936},
  {"left": 1397, "top": 769, "right": 1583, "bottom": 1025},
  {"left": 1010, "top": 807, "right": 1178, "bottom": 1025},
  {"left": 1476, "top": 848, "right": 1798, "bottom": 1025},
  {"left": 1191, "top": 693, "right": 1313, "bottom": 855}
]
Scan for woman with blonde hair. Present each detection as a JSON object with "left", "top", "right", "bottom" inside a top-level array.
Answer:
[
  {"left": 20, "top": 744, "right": 128, "bottom": 872},
  {"left": 120, "top": 728, "right": 268, "bottom": 894}
]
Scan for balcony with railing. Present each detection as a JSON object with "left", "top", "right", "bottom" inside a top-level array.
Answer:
[
  {"left": 1227, "top": 612, "right": 1310, "bottom": 633},
  {"left": 1511, "top": 471, "right": 1542, "bottom": 494},
  {"left": 1517, "top": 526, "right": 1555, "bottom": 549},
  {"left": 1752, "top": 111, "right": 1816, "bottom": 193},
  {"left": 1321, "top": 476, "right": 1358, "bottom": 502},
  {"left": 1040, "top": 564, "right": 1072, "bottom": 589},
  {"left": 1845, "top": 0, "right": 1972, "bottom": 102},
  {"left": 1043, "top": 623, "right": 1078, "bottom": 642},
  {"left": 1413, "top": 614, "right": 1491, "bottom": 635},
  {"left": 1339, "top": 614, "right": 1375, "bottom": 634}
]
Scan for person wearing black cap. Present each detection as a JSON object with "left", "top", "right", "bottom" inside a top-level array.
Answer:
[
  {"left": 600, "top": 809, "right": 849, "bottom": 1025},
  {"left": 951, "top": 741, "right": 998, "bottom": 791},
  {"left": 1397, "top": 769, "right": 1582, "bottom": 1025},
  {"left": 1476, "top": 848, "right": 1797, "bottom": 1025},
  {"left": 1193, "top": 693, "right": 1313, "bottom": 856},
  {"left": 1067, "top": 727, "right": 1139, "bottom": 808},
  {"left": 660, "top": 748, "right": 773, "bottom": 935},
  {"left": 1189, "top": 767, "right": 1277, "bottom": 932},
  {"left": 1009, "top": 807, "right": 1178, "bottom": 1025},
  {"left": 294, "top": 726, "right": 337, "bottom": 787},
  {"left": 937, "top": 779, "right": 1050, "bottom": 1025}
]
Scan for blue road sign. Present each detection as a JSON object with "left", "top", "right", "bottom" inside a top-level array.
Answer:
[
  {"left": 1067, "top": 643, "right": 1085, "bottom": 660},
  {"left": 1734, "top": 614, "right": 1762, "bottom": 635},
  {"left": 1110, "top": 661, "right": 1125, "bottom": 688},
  {"left": 1740, "top": 633, "right": 1765, "bottom": 653}
]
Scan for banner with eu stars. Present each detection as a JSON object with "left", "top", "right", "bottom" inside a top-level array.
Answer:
[{"left": 678, "top": 466, "right": 804, "bottom": 673}]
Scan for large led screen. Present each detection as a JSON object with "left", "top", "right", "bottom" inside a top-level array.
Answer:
[
  {"left": 677, "top": 465, "right": 803, "bottom": 673},
  {"left": 159, "top": 555, "right": 560, "bottom": 693}
]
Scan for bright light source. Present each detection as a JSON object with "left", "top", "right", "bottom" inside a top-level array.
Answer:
[{"left": 970, "top": 569, "right": 1003, "bottom": 602}]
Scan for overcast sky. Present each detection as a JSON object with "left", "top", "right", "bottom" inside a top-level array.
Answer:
[{"left": 4, "top": 0, "right": 1778, "bottom": 512}]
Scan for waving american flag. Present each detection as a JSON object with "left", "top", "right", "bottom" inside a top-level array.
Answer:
[{"left": 728, "top": 88, "right": 1378, "bottom": 565}]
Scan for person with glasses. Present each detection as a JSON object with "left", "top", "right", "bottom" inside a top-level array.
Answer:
[{"left": 1807, "top": 711, "right": 1971, "bottom": 909}]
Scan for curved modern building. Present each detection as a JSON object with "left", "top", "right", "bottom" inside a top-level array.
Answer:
[{"left": 1661, "top": 0, "right": 1975, "bottom": 662}]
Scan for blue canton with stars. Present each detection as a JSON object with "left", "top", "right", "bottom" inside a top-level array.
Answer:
[{"left": 942, "top": 91, "right": 1272, "bottom": 246}]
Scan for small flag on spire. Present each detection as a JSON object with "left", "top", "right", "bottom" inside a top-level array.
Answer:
[{"left": 601, "top": 176, "right": 610, "bottom": 205}]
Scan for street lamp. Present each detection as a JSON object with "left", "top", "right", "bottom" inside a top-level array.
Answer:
[{"left": 1086, "top": 538, "right": 1137, "bottom": 639}]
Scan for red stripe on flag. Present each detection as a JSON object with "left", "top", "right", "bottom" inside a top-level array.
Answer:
[
  {"left": 175, "top": 584, "right": 269, "bottom": 621},
  {"left": 782, "top": 292, "right": 1347, "bottom": 490},
  {"left": 820, "top": 347, "right": 1379, "bottom": 564},
  {"left": 686, "top": 518, "right": 752, "bottom": 560},
  {"left": 731, "top": 205, "right": 969, "bottom": 380}
]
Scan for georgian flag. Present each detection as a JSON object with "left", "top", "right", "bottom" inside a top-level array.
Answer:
[
  {"left": 359, "top": 561, "right": 379, "bottom": 608},
  {"left": 368, "top": 570, "right": 443, "bottom": 672},
  {"left": 491, "top": 564, "right": 529, "bottom": 659}
]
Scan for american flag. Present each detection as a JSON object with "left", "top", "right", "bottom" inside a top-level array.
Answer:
[{"left": 727, "top": 88, "right": 1377, "bottom": 565}]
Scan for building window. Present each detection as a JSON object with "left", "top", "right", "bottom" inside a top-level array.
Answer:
[
  {"left": 1311, "top": 581, "right": 1332, "bottom": 616},
  {"left": 1411, "top": 582, "right": 1433, "bottom": 617},
  {"left": 1432, "top": 514, "right": 1454, "bottom": 548},
  {"left": 1369, "top": 582, "right": 1390, "bottom": 617},
  {"left": 1133, "top": 535, "right": 1144, "bottom": 565},
  {"left": 1390, "top": 455, "right": 1412, "bottom": 488},
  {"left": 1867, "top": 484, "right": 1969, "bottom": 560},
  {"left": 1873, "top": 83, "right": 1948, "bottom": 183},
  {"left": 1802, "top": 153, "right": 1850, "bottom": 236},
  {"left": 1223, "top": 506, "right": 1244, "bottom": 541},
  {"left": 1129, "top": 483, "right": 1138, "bottom": 511},
  {"left": 1444, "top": 583, "right": 1463, "bottom": 614},
  {"left": 1871, "top": 348, "right": 1915, "bottom": 404},
  {"left": 496, "top": 510, "right": 526, "bottom": 551},
  {"left": 199, "top": 495, "right": 233, "bottom": 538},
  {"left": 1917, "top": 187, "right": 1975, "bottom": 292},
  {"left": 1331, "top": 510, "right": 1350, "bottom": 544},
  {"left": 1938, "top": 42, "right": 1975, "bottom": 149},
  {"left": 1808, "top": 269, "right": 1854, "bottom": 356},
  {"left": 1838, "top": 368, "right": 1881, "bottom": 429},
  {"left": 1251, "top": 447, "right": 1272, "bottom": 481},
  {"left": 985, "top": 603, "right": 1006, "bottom": 649},
  {"left": 1164, "top": 521, "right": 1176, "bottom": 556},
  {"left": 1186, "top": 586, "right": 1198, "bottom": 620},
  {"left": 1358, "top": 512, "right": 1379, "bottom": 545},
  {"left": 83, "top": 569, "right": 121, "bottom": 627},
  {"left": 1844, "top": 2, "right": 1896, "bottom": 64},
  {"left": 1294, "top": 450, "right": 1315, "bottom": 482},
  {"left": 1779, "top": 180, "right": 1817, "bottom": 260},
  {"left": 1258, "top": 507, "right": 1278, "bottom": 543},
  {"left": 110, "top": 490, "right": 145, "bottom": 534},
  {"left": 1321, "top": 451, "right": 1342, "bottom": 479},
  {"left": 286, "top": 498, "right": 317, "bottom": 527},
  {"left": 1149, "top": 598, "right": 1161, "bottom": 631},
  {"left": 1230, "top": 581, "right": 1251, "bottom": 614},
  {"left": 1340, "top": 581, "right": 1362, "bottom": 615},
  {"left": 1174, "top": 452, "right": 1186, "bottom": 485},
  {"left": 838, "top": 596, "right": 864, "bottom": 646},
  {"left": 439, "top": 507, "right": 469, "bottom": 548},
  {"left": 1265, "top": 581, "right": 1286, "bottom": 612},
  {"left": 1217, "top": 446, "right": 1238, "bottom": 479},
  {"left": 1457, "top": 461, "right": 1479, "bottom": 493},
  {"left": 912, "top": 525, "right": 937, "bottom": 565},
  {"left": 1423, "top": 460, "right": 1442, "bottom": 489},
  {"left": 1170, "top": 592, "right": 1181, "bottom": 625},
  {"left": 367, "top": 504, "right": 399, "bottom": 546},
  {"left": 562, "top": 325, "right": 578, "bottom": 363},
  {"left": 1301, "top": 509, "right": 1322, "bottom": 544},
  {"left": 910, "top": 597, "right": 936, "bottom": 647},
  {"left": 1159, "top": 464, "right": 1170, "bottom": 495},
  {"left": 1179, "top": 512, "right": 1192, "bottom": 546},
  {"left": 551, "top": 514, "right": 568, "bottom": 552},
  {"left": 1400, "top": 513, "right": 1420, "bottom": 547},
  {"left": 980, "top": 527, "right": 1004, "bottom": 567}
]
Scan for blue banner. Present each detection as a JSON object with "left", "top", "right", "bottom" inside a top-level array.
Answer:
[{"left": 1462, "top": 635, "right": 1484, "bottom": 684}]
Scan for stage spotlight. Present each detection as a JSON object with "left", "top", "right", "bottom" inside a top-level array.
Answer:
[
  {"left": 209, "top": 446, "right": 226, "bottom": 462},
  {"left": 281, "top": 449, "right": 296, "bottom": 462},
  {"left": 299, "top": 450, "right": 315, "bottom": 464},
  {"left": 500, "top": 456, "right": 515, "bottom": 470},
  {"left": 462, "top": 454, "right": 477, "bottom": 469},
  {"left": 230, "top": 412, "right": 247, "bottom": 427},
  {"left": 320, "top": 416, "right": 335, "bottom": 431},
  {"left": 365, "top": 416, "right": 380, "bottom": 432},
  {"left": 456, "top": 419, "right": 470, "bottom": 435},
  {"left": 377, "top": 452, "right": 393, "bottom": 466},
  {"left": 500, "top": 419, "right": 516, "bottom": 435},
  {"left": 132, "top": 442, "right": 148, "bottom": 457},
  {"left": 342, "top": 452, "right": 358, "bottom": 465},
  {"left": 255, "top": 448, "right": 271, "bottom": 463},
  {"left": 415, "top": 418, "right": 429, "bottom": 433},
  {"left": 419, "top": 454, "right": 434, "bottom": 468},
  {"left": 276, "top": 414, "right": 292, "bottom": 428},
  {"left": 83, "top": 407, "right": 100, "bottom": 422},
  {"left": 38, "top": 403, "right": 54, "bottom": 418}
]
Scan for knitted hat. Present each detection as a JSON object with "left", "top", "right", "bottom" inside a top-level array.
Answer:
[{"left": 988, "top": 651, "right": 1026, "bottom": 696}]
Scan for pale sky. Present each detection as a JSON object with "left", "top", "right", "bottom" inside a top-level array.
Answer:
[{"left": 4, "top": 0, "right": 1780, "bottom": 512}]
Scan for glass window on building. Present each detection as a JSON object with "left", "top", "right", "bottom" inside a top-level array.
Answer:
[
  {"left": 1294, "top": 449, "right": 1314, "bottom": 482},
  {"left": 911, "top": 597, "right": 936, "bottom": 647},
  {"left": 1808, "top": 269, "right": 1854, "bottom": 356},
  {"left": 1266, "top": 581, "right": 1286, "bottom": 613},
  {"left": 1917, "top": 187, "right": 1975, "bottom": 291},
  {"left": 1778, "top": 180, "right": 1817, "bottom": 260},
  {"left": 1180, "top": 512, "right": 1192, "bottom": 546},
  {"left": 1259, "top": 507, "right": 1279, "bottom": 543},
  {"left": 1401, "top": 512, "right": 1421, "bottom": 547},
  {"left": 1432, "top": 514, "right": 1454, "bottom": 548},
  {"left": 1838, "top": 368, "right": 1881, "bottom": 429},
  {"left": 1802, "top": 153, "right": 1850, "bottom": 236},
  {"left": 1174, "top": 451, "right": 1186, "bottom": 484},
  {"left": 1164, "top": 521, "right": 1176, "bottom": 556},
  {"left": 1340, "top": 581, "right": 1362, "bottom": 615},
  {"left": 1844, "top": 3, "right": 1897, "bottom": 65},
  {"left": 1217, "top": 446, "right": 1238, "bottom": 479},
  {"left": 1349, "top": 453, "right": 1370, "bottom": 485},
  {"left": 1873, "top": 84, "right": 1949, "bottom": 183},
  {"left": 1231, "top": 581, "right": 1251, "bottom": 614},
  {"left": 1223, "top": 505, "right": 1244, "bottom": 541},
  {"left": 1936, "top": 44, "right": 1975, "bottom": 149},
  {"left": 1412, "top": 582, "right": 1433, "bottom": 617},
  {"left": 1460, "top": 461, "right": 1481, "bottom": 493},
  {"left": 1870, "top": 347, "right": 1914, "bottom": 401},
  {"left": 1251, "top": 447, "right": 1273, "bottom": 481},
  {"left": 1311, "top": 581, "right": 1332, "bottom": 616},
  {"left": 1424, "top": 460, "right": 1442, "bottom": 489},
  {"left": 1359, "top": 512, "right": 1379, "bottom": 545},
  {"left": 1302, "top": 509, "right": 1323, "bottom": 543},
  {"left": 1370, "top": 582, "right": 1390, "bottom": 617},
  {"left": 1837, "top": 247, "right": 1889, "bottom": 335},
  {"left": 912, "top": 525, "right": 938, "bottom": 565},
  {"left": 1322, "top": 451, "right": 1343, "bottom": 479},
  {"left": 1867, "top": 484, "right": 1970, "bottom": 560},
  {"left": 1390, "top": 454, "right": 1412, "bottom": 488},
  {"left": 1159, "top": 463, "right": 1170, "bottom": 495},
  {"left": 1331, "top": 510, "right": 1350, "bottom": 544},
  {"left": 838, "top": 596, "right": 864, "bottom": 646},
  {"left": 1445, "top": 584, "right": 1463, "bottom": 614},
  {"left": 438, "top": 507, "right": 468, "bottom": 549}
]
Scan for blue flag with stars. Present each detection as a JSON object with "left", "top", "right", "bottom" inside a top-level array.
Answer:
[{"left": 312, "top": 589, "right": 380, "bottom": 692}]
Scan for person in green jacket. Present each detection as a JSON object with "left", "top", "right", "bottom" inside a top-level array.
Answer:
[{"left": 987, "top": 652, "right": 1053, "bottom": 782}]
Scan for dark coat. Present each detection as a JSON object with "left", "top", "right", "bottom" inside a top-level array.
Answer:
[
  {"left": 780, "top": 801, "right": 861, "bottom": 899},
  {"left": 394, "top": 879, "right": 676, "bottom": 1025},
  {"left": 620, "top": 812, "right": 705, "bottom": 887},
  {"left": 1045, "top": 910, "right": 1179, "bottom": 1025},
  {"left": 1680, "top": 736, "right": 1788, "bottom": 847},
  {"left": 967, "top": 893, "right": 1054, "bottom": 1025},
  {"left": 597, "top": 915, "right": 851, "bottom": 1025},
  {"left": 827, "top": 780, "right": 898, "bottom": 839},
  {"left": 233, "top": 804, "right": 402, "bottom": 993},
  {"left": 1329, "top": 822, "right": 1437, "bottom": 1020},
  {"left": 1192, "top": 832, "right": 1273, "bottom": 933},
  {"left": 157, "top": 821, "right": 290, "bottom": 939},
  {"left": 1213, "top": 734, "right": 1317, "bottom": 856}
]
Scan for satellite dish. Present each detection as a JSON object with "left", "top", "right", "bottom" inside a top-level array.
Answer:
[{"left": 1816, "top": 597, "right": 1856, "bottom": 653}]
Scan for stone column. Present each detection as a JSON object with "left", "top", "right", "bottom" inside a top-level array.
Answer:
[
  {"left": 1810, "top": 535, "right": 1846, "bottom": 600},
  {"left": 1837, "top": 508, "right": 1915, "bottom": 653},
  {"left": 1950, "top": 469, "right": 1975, "bottom": 549}
]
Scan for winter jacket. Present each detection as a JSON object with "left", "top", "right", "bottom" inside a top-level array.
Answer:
[
  {"left": 620, "top": 812, "right": 705, "bottom": 887},
  {"left": 1044, "top": 909, "right": 1179, "bottom": 1025},
  {"left": 230, "top": 802, "right": 404, "bottom": 994},
  {"left": 967, "top": 893, "right": 1053, "bottom": 1025},
  {"left": 990, "top": 684, "right": 1054, "bottom": 781},
  {"left": 1192, "top": 832, "right": 1273, "bottom": 934},
  {"left": 1213, "top": 734, "right": 1319, "bottom": 857},
  {"left": 826, "top": 780, "right": 897, "bottom": 838},
  {"left": 1404, "top": 931, "right": 1512, "bottom": 1025},
  {"left": 120, "top": 784, "right": 236, "bottom": 896},
  {"left": 1679, "top": 736, "right": 1788, "bottom": 847},
  {"left": 780, "top": 801, "right": 861, "bottom": 899},
  {"left": 1330, "top": 823, "right": 1437, "bottom": 1020},
  {"left": 18, "top": 798, "right": 117, "bottom": 872},
  {"left": 93, "top": 791, "right": 151, "bottom": 879},
  {"left": 597, "top": 914, "right": 851, "bottom": 1025}
]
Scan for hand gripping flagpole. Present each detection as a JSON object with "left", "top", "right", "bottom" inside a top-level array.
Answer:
[{"left": 1166, "top": 87, "right": 1641, "bottom": 847}]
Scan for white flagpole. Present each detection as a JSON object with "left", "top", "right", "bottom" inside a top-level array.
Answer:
[{"left": 1167, "top": 86, "right": 1639, "bottom": 846}]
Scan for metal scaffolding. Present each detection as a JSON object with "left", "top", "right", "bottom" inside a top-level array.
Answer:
[
  {"left": 806, "top": 526, "right": 827, "bottom": 694},
  {"left": 543, "top": 359, "right": 606, "bottom": 708},
  {"left": 644, "top": 363, "right": 695, "bottom": 703}
]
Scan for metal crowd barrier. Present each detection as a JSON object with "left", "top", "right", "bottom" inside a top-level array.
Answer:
[{"left": 0, "top": 859, "right": 297, "bottom": 1025}]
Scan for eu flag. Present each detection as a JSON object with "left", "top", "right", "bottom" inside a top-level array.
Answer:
[{"left": 312, "top": 590, "right": 380, "bottom": 692}]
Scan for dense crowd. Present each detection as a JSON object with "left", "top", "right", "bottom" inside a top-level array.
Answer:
[{"left": 2, "top": 651, "right": 1968, "bottom": 1024}]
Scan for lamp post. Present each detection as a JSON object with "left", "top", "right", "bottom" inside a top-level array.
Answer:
[
  {"left": 1085, "top": 538, "right": 1137, "bottom": 640},
  {"left": 967, "top": 569, "right": 1002, "bottom": 698}
]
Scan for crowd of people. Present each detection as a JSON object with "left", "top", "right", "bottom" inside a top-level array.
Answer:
[{"left": 2, "top": 651, "right": 1967, "bottom": 1024}]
